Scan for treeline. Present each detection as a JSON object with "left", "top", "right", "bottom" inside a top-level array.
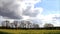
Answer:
[
  {"left": 0, "top": 27, "right": 60, "bottom": 30},
  {"left": 1, "top": 20, "right": 59, "bottom": 29},
  {"left": 1, "top": 20, "right": 39, "bottom": 28}
]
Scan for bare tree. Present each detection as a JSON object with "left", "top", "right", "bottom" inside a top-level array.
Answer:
[
  {"left": 20, "top": 20, "right": 33, "bottom": 28},
  {"left": 20, "top": 20, "right": 26, "bottom": 28},
  {"left": 25, "top": 21, "right": 32, "bottom": 28},
  {"left": 2, "top": 20, "right": 10, "bottom": 28},
  {"left": 2, "top": 21, "right": 6, "bottom": 27},
  {"left": 5, "top": 20, "right": 10, "bottom": 27},
  {"left": 13, "top": 21, "right": 18, "bottom": 28},
  {"left": 20, "top": 20, "right": 40, "bottom": 28},
  {"left": 9, "top": 23, "right": 15, "bottom": 28}
]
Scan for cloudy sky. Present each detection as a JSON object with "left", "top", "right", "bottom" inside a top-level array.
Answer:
[
  {"left": 35, "top": 0, "right": 60, "bottom": 27},
  {"left": 0, "top": 0, "right": 60, "bottom": 27}
]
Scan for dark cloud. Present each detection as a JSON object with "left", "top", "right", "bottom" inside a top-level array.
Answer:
[
  {"left": 0, "top": 0, "right": 40, "bottom": 19},
  {"left": 0, "top": 0, "right": 22, "bottom": 19}
]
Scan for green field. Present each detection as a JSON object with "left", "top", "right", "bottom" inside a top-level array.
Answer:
[{"left": 0, "top": 29, "right": 60, "bottom": 34}]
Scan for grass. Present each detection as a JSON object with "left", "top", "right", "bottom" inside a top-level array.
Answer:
[
  {"left": 0, "top": 31, "right": 13, "bottom": 34},
  {"left": 0, "top": 29, "right": 60, "bottom": 34}
]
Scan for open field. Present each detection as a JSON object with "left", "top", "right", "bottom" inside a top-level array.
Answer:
[{"left": 0, "top": 29, "right": 60, "bottom": 34}]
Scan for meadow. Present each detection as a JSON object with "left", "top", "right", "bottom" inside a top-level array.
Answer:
[{"left": 0, "top": 29, "right": 60, "bottom": 34}]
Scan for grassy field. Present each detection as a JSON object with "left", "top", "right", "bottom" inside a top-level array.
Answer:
[{"left": 0, "top": 29, "right": 60, "bottom": 34}]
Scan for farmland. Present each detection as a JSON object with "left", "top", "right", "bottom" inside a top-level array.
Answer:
[{"left": 0, "top": 29, "right": 60, "bottom": 34}]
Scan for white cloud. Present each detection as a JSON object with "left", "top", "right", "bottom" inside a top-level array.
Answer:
[
  {"left": 18, "top": 0, "right": 41, "bottom": 10},
  {"left": 37, "top": 14, "right": 60, "bottom": 21},
  {"left": 22, "top": 7, "right": 43, "bottom": 20},
  {"left": 16, "top": 0, "right": 42, "bottom": 17},
  {"left": 18, "top": 0, "right": 43, "bottom": 18},
  {"left": 36, "top": 14, "right": 60, "bottom": 27},
  {"left": 22, "top": 16, "right": 30, "bottom": 20}
]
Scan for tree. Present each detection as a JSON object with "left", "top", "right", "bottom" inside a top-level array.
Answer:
[
  {"left": 20, "top": 20, "right": 27, "bottom": 28},
  {"left": 34, "top": 24, "right": 39, "bottom": 28},
  {"left": 2, "top": 21, "right": 6, "bottom": 27},
  {"left": 13, "top": 21, "right": 18, "bottom": 28},
  {"left": 5, "top": 20, "right": 10, "bottom": 28},
  {"left": 26, "top": 21, "right": 32, "bottom": 28},
  {"left": 32, "top": 24, "right": 39, "bottom": 28},
  {"left": 44, "top": 23, "right": 54, "bottom": 28},
  {"left": 2, "top": 20, "right": 10, "bottom": 28},
  {"left": 10, "top": 23, "right": 15, "bottom": 28},
  {"left": 20, "top": 20, "right": 33, "bottom": 28}
]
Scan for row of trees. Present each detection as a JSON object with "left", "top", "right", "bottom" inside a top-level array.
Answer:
[
  {"left": 1, "top": 20, "right": 54, "bottom": 28},
  {"left": 1, "top": 20, "right": 39, "bottom": 28}
]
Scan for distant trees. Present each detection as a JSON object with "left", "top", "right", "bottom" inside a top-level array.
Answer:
[
  {"left": 20, "top": 20, "right": 39, "bottom": 28},
  {"left": 1, "top": 20, "right": 40, "bottom": 28},
  {"left": 44, "top": 23, "right": 54, "bottom": 28}
]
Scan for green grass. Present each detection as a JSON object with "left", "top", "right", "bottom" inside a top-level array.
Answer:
[{"left": 0, "top": 29, "right": 60, "bottom": 34}]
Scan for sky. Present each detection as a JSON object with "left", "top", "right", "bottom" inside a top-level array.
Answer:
[
  {"left": 35, "top": 0, "right": 60, "bottom": 15},
  {"left": 0, "top": 0, "right": 60, "bottom": 27},
  {"left": 34, "top": 0, "right": 60, "bottom": 27}
]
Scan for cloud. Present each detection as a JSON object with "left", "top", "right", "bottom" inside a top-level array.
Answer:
[
  {"left": 0, "top": 0, "right": 42, "bottom": 19},
  {"left": 23, "top": 7, "right": 43, "bottom": 17},
  {"left": 36, "top": 14, "right": 60, "bottom": 27},
  {"left": 20, "top": 0, "right": 42, "bottom": 17},
  {"left": 0, "top": 0, "right": 22, "bottom": 19}
]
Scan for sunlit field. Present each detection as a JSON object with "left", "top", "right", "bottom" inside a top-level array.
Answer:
[{"left": 0, "top": 29, "right": 60, "bottom": 34}]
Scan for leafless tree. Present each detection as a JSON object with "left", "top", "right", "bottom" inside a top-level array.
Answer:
[
  {"left": 20, "top": 20, "right": 39, "bottom": 28},
  {"left": 13, "top": 21, "right": 18, "bottom": 28},
  {"left": 25, "top": 21, "right": 32, "bottom": 28},
  {"left": 2, "top": 21, "right": 6, "bottom": 27},
  {"left": 20, "top": 20, "right": 26, "bottom": 28},
  {"left": 2, "top": 20, "right": 10, "bottom": 28},
  {"left": 20, "top": 20, "right": 32, "bottom": 28},
  {"left": 5, "top": 20, "right": 10, "bottom": 27}
]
